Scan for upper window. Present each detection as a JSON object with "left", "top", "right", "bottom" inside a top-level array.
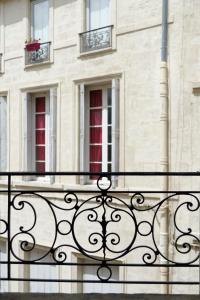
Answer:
[
  {"left": 86, "top": 0, "right": 111, "bottom": 31},
  {"left": 80, "top": 0, "right": 113, "bottom": 53},
  {"left": 0, "top": 96, "right": 7, "bottom": 172},
  {"left": 25, "top": 0, "right": 50, "bottom": 65},
  {"left": 31, "top": 0, "right": 49, "bottom": 42}
]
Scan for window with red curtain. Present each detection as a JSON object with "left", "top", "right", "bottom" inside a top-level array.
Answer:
[
  {"left": 35, "top": 97, "right": 45, "bottom": 172},
  {"left": 89, "top": 88, "right": 112, "bottom": 180},
  {"left": 89, "top": 90, "right": 102, "bottom": 179}
]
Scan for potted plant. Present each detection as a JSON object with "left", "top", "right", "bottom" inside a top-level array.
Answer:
[{"left": 25, "top": 39, "right": 40, "bottom": 51}]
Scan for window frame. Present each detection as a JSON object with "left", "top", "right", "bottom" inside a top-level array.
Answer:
[
  {"left": 23, "top": 88, "right": 57, "bottom": 183},
  {"left": 85, "top": 84, "right": 112, "bottom": 182},
  {"left": 31, "top": 93, "right": 50, "bottom": 180},
  {"left": 79, "top": 78, "right": 119, "bottom": 186}
]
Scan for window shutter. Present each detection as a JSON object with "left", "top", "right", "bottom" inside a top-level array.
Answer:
[
  {"left": 23, "top": 93, "right": 33, "bottom": 180},
  {"left": 49, "top": 87, "right": 57, "bottom": 183},
  {"left": 112, "top": 78, "right": 119, "bottom": 187},
  {"left": 0, "top": 96, "right": 7, "bottom": 171},
  {"left": 79, "top": 84, "right": 86, "bottom": 184}
]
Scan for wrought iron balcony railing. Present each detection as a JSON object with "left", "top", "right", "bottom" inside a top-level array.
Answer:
[
  {"left": 25, "top": 42, "right": 51, "bottom": 66},
  {"left": 0, "top": 172, "right": 200, "bottom": 292},
  {"left": 80, "top": 25, "right": 113, "bottom": 53}
]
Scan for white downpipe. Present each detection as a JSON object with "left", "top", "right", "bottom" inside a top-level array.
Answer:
[{"left": 160, "top": 61, "right": 169, "bottom": 294}]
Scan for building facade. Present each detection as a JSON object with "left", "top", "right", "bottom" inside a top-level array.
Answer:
[{"left": 0, "top": 0, "right": 200, "bottom": 295}]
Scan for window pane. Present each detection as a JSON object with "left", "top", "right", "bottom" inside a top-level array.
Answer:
[
  {"left": 90, "top": 109, "right": 102, "bottom": 125},
  {"left": 89, "top": 0, "right": 110, "bottom": 30},
  {"left": 90, "top": 127, "right": 102, "bottom": 143},
  {"left": 36, "top": 130, "right": 45, "bottom": 144},
  {"left": 108, "top": 126, "right": 112, "bottom": 143},
  {"left": 36, "top": 146, "right": 45, "bottom": 161},
  {"left": 108, "top": 107, "right": 112, "bottom": 125},
  {"left": 36, "top": 162, "right": 45, "bottom": 172},
  {"left": 36, "top": 114, "right": 45, "bottom": 129},
  {"left": 32, "top": 0, "right": 49, "bottom": 42},
  {"left": 90, "top": 90, "right": 102, "bottom": 107},
  {"left": 107, "top": 88, "right": 112, "bottom": 105},
  {"left": 90, "top": 163, "right": 102, "bottom": 179},
  {"left": 107, "top": 163, "right": 112, "bottom": 172},
  {"left": 36, "top": 97, "right": 45, "bottom": 112},
  {"left": 90, "top": 145, "right": 102, "bottom": 162},
  {"left": 108, "top": 145, "right": 112, "bottom": 162}
]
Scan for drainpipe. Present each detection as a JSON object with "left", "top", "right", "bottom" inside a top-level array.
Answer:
[{"left": 160, "top": 0, "right": 169, "bottom": 294}]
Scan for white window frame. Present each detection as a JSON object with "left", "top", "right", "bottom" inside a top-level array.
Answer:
[
  {"left": 79, "top": 78, "right": 119, "bottom": 185},
  {"left": 23, "top": 88, "right": 57, "bottom": 182}
]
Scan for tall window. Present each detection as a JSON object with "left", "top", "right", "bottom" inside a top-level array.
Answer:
[
  {"left": 31, "top": 0, "right": 49, "bottom": 42},
  {"left": 86, "top": 0, "right": 111, "bottom": 30},
  {"left": 79, "top": 79, "right": 119, "bottom": 184},
  {"left": 88, "top": 88, "right": 112, "bottom": 179},
  {"left": 35, "top": 96, "right": 46, "bottom": 172},
  {"left": 0, "top": 96, "right": 7, "bottom": 171},
  {"left": 24, "top": 89, "right": 57, "bottom": 179}
]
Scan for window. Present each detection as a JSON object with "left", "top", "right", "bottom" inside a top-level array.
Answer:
[
  {"left": 86, "top": 0, "right": 111, "bottom": 30},
  {"left": 79, "top": 79, "right": 119, "bottom": 184},
  {"left": 31, "top": 0, "right": 49, "bottom": 42},
  {"left": 23, "top": 89, "right": 56, "bottom": 180},
  {"left": 24, "top": 247, "right": 59, "bottom": 293},
  {"left": 0, "top": 96, "right": 7, "bottom": 171},
  {"left": 80, "top": 0, "right": 112, "bottom": 53},
  {"left": 0, "top": 240, "right": 8, "bottom": 292},
  {"left": 25, "top": 0, "right": 50, "bottom": 65}
]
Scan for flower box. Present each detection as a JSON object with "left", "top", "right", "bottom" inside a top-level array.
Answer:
[{"left": 25, "top": 40, "right": 40, "bottom": 52}]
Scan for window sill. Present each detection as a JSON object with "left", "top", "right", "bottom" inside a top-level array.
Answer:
[
  {"left": 24, "top": 60, "right": 53, "bottom": 70},
  {"left": 78, "top": 47, "right": 116, "bottom": 59}
]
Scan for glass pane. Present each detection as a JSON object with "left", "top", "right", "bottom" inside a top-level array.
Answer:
[
  {"left": 90, "top": 90, "right": 102, "bottom": 107},
  {"left": 90, "top": 109, "right": 102, "bottom": 125},
  {"left": 90, "top": 145, "right": 102, "bottom": 162},
  {"left": 107, "top": 88, "right": 112, "bottom": 105},
  {"left": 36, "top": 114, "right": 45, "bottom": 129},
  {"left": 108, "top": 145, "right": 112, "bottom": 162},
  {"left": 33, "top": 0, "right": 49, "bottom": 42},
  {"left": 36, "top": 146, "right": 45, "bottom": 161},
  {"left": 36, "top": 162, "right": 45, "bottom": 172},
  {"left": 90, "top": 163, "right": 102, "bottom": 180},
  {"left": 90, "top": 127, "right": 102, "bottom": 143},
  {"left": 36, "top": 130, "right": 45, "bottom": 144},
  {"left": 36, "top": 97, "right": 45, "bottom": 113},
  {"left": 108, "top": 126, "right": 112, "bottom": 143},
  {"left": 107, "top": 163, "right": 112, "bottom": 172},
  {"left": 108, "top": 107, "right": 112, "bottom": 125}
]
